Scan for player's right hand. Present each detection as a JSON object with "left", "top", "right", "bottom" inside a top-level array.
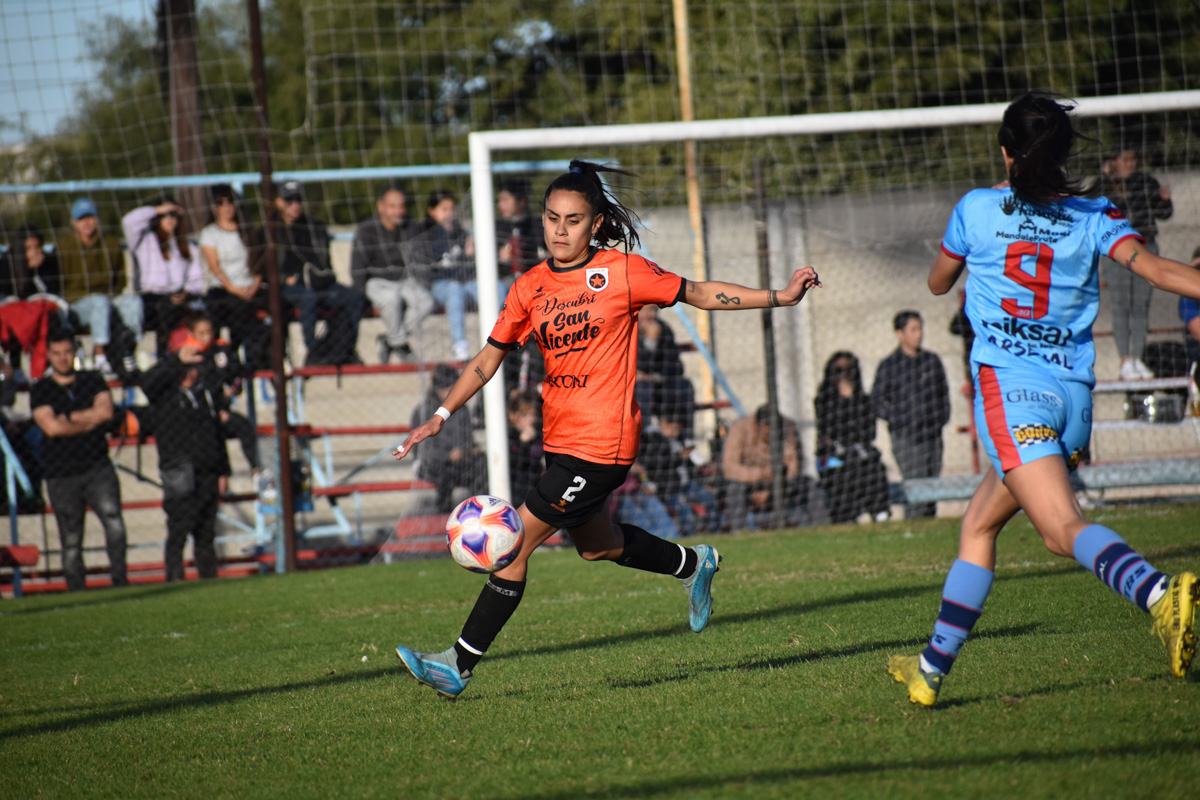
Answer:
[{"left": 393, "top": 415, "right": 445, "bottom": 460}]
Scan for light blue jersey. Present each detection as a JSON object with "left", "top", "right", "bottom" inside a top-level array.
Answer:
[{"left": 942, "top": 188, "right": 1141, "bottom": 387}]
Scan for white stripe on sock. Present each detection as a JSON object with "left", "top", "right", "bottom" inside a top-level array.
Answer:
[
  {"left": 457, "top": 637, "right": 484, "bottom": 656},
  {"left": 673, "top": 544, "right": 689, "bottom": 576}
]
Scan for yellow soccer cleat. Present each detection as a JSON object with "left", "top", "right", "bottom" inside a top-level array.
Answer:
[
  {"left": 888, "top": 655, "right": 943, "bottom": 707},
  {"left": 1149, "top": 572, "right": 1199, "bottom": 679}
]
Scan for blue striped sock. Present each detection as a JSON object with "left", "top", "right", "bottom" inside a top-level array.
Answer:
[
  {"left": 1072, "top": 524, "right": 1166, "bottom": 612},
  {"left": 920, "top": 559, "right": 994, "bottom": 675}
]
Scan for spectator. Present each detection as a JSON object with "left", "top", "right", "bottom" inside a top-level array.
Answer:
[
  {"left": 948, "top": 288, "right": 974, "bottom": 400},
  {"left": 873, "top": 310, "right": 950, "bottom": 519},
  {"left": 496, "top": 178, "right": 545, "bottom": 280},
  {"left": 638, "top": 411, "right": 721, "bottom": 534},
  {"left": 54, "top": 198, "right": 143, "bottom": 375},
  {"left": 410, "top": 363, "right": 486, "bottom": 512},
  {"left": 1097, "top": 148, "right": 1174, "bottom": 380},
  {"left": 257, "top": 180, "right": 365, "bottom": 366},
  {"left": 0, "top": 351, "right": 45, "bottom": 514},
  {"left": 167, "top": 310, "right": 259, "bottom": 487},
  {"left": 612, "top": 470, "right": 681, "bottom": 541},
  {"left": 350, "top": 182, "right": 432, "bottom": 363},
  {"left": 30, "top": 330, "right": 128, "bottom": 590},
  {"left": 199, "top": 185, "right": 270, "bottom": 370},
  {"left": 123, "top": 198, "right": 204, "bottom": 357},
  {"left": 814, "top": 351, "right": 890, "bottom": 524},
  {"left": 1183, "top": 246, "right": 1200, "bottom": 370},
  {"left": 721, "top": 404, "right": 823, "bottom": 531},
  {"left": 420, "top": 189, "right": 490, "bottom": 361},
  {"left": 142, "top": 334, "right": 232, "bottom": 582},
  {"left": 506, "top": 390, "right": 544, "bottom": 508},
  {"left": 635, "top": 304, "right": 696, "bottom": 437},
  {"left": 2, "top": 224, "right": 63, "bottom": 299},
  {"left": 1, "top": 226, "right": 67, "bottom": 379}
]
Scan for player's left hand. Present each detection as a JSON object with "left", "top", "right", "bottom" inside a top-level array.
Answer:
[{"left": 779, "top": 267, "right": 822, "bottom": 306}]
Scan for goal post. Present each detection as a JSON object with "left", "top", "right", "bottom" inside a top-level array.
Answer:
[{"left": 469, "top": 89, "right": 1200, "bottom": 502}]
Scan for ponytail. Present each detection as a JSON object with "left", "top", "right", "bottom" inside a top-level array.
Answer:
[
  {"left": 997, "top": 92, "right": 1091, "bottom": 205},
  {"left": 542, "top": 159, "right": 641, "bottom": 252}
]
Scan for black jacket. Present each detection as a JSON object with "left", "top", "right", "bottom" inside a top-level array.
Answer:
[
  {"left": 1097, "top": 172, "right": 1173, "bottom": 242},
  {"left": 873, "top": 348, "right": 950, "bottom": 440},
  {"left": 142, "top": 355, "right": 231, "bottom": 475},
  {"left": 350, "top": 216, "right": 424, "bottom": 290}
]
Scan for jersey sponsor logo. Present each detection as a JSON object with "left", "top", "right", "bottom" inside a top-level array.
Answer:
[
  {"left": 981, "top": 317, "right": 1073, "bottom": 345},
  {"left": 215, "top": 351, "right": 229, "bottom": 368},
  {"left": 543, "top": 373, "right": 590, "bottom": 389},
  {"left": 534, "top": 308, "right": 603, "bottom": 359},
  {"left": 1012, "top": 423, "right": 1058, "bottom": 447},
  {"left": 1004, "top": 388, "right": 1063, "bottom": 407},
  {"left": 1104, "top": 205, "right": 1126, "bottom": 220},
  {"left": 586, "top": 267, "right": 609, "bottom": 292},
  {"left": 999, "top": 196, "right": 1076, "bottom": 226}
]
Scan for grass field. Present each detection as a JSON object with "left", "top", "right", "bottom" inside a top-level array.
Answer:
[{"left": 2, "top": 505, "right": 1198, "bottom": 799}]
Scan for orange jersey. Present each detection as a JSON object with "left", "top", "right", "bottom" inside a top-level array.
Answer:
[{"left": 489, "top": 248, "right": 686, "bottom": 465}]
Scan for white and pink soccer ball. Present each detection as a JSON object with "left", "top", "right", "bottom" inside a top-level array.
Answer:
[{"left": 445, "top": 495, "right": 525, "bottom": 573}]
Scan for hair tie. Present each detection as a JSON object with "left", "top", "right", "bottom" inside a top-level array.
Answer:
[{"left": 569, "top": 165, "right": 584, "bottom": 174}]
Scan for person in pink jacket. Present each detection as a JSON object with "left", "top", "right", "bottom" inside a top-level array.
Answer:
[{"left": 122, "top": 200, "right": 204, "bottom": 356}]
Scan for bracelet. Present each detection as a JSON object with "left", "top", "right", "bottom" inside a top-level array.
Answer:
[{"left": 434, "top": 406, "right": 452, "bottom": 422}]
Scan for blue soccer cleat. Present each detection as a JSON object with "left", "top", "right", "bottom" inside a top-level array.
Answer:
[
  {"left": 681, "top": 544, "right": 722, "bottom": 633},
  {"left": 395, "top": 645, "right": 471, "bottom": 699}
]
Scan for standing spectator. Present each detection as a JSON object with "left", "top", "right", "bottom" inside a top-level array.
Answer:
[
  {"left": 258, "top": 180, "right": 365, "bottom": 366},
  {"left": 409, "top": 363, "right": 486, "bottom": 512},
  {"left": 123, "top": 198, "right": 204, "bottom": 356},
  {"left": 1097, "top": 148, "right": 1174, "bottom": 380},
  {"left": 199, "top": 185, "right": 270, "bottom": 370},
  {"left": 54, "top": 198, "right": 142, "bottom": 375},
  {"left": 506, "top": 390, "right": 544, "bottom": 508},
  {"left": 815, "top": 351, "right": 890, "bottom": 524},
  {"left": 721, "top": 404, "right": 819, "bottom": 531},
  {"left": 350, "top": 182, "right": 432, "bottom": 363},
  {"left": 142, "top": 337, "right": 231, "bottom": 582},
  {"left": 495, "top": 178, "right": 545, "bottom": 280},
  {"left": 30, "top": 330, "right": 128, "bottom": 590},
  {"left": 874, "top": 310, "right": 950, "bottom": 519},
  {"left": 635, "top": 303, "right": 696, "bottom": 436}
]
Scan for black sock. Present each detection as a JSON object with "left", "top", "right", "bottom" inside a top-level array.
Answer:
[
  {"left": 454, "top": 575, "right": 526, "bottom": 674},
  {"left": 615, "top": 523, "right": 696, "bottom": 577}
]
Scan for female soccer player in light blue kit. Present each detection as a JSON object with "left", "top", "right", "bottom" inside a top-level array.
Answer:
[{"left": 889, "top": 93, "right": 1200, "bottom": 706}]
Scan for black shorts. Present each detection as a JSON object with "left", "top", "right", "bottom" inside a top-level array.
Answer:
[{"left": 524, "top": 452, "right": 631, "bottom": 530}]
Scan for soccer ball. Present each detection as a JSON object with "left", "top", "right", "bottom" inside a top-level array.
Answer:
[{"left": 445, "top": 495, "right": 525, "bottom": 574}]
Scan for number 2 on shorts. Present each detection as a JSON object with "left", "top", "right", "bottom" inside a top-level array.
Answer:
[{"left": 561, "top": 476, "right": 587, "bottom": 504}]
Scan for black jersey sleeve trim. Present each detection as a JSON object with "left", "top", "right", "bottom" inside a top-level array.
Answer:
[{"left": 663, "top": 276, "right": 686, "bottom": 307}]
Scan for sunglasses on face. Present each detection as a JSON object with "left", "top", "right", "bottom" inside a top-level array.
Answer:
[{"left": 214, "top": 198, "right": 235, "bottom": 207}]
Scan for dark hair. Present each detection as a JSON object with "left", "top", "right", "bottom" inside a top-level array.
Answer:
[
  {"left": 542, "top": 159, "right": 641, "bottom": 252},
  {"left": 816, "top": 351, "right": 866, "bottom": 404},
  {"left": 377, "top": 181, "right": 407, "bottom": 202},
  {"left": 753, "top": 403, "right": 781, "bottom": 428},
  {"left": 152, "top": 197, "right": 191, "bottom": 260},
  {"left": 507, "top": 390, "right": 538, "bottom": 415},
  {"left": 184, "top": 309, "right": 213, "bottom": 331},
  {"left": 498, "top": 178, "right": 531, "bottom": 200},
  {"left": 431, "top": 363, "right": 458, "bottom": 391},
  {"left": 427, "top": 189, "right": 456, "bottom": 209},
  {"left": 996, "top": 92, "right": 1090, "bottom": 204},
  {"left": 46, "top": 329, "right": 75, "bottom": 348},
  {"left": 207, "top": 184, "right": 245, "bottom": 233},
  {"left": 16, "top": 223, "right": 44, "bottom": 247},
  {"left": 893, "top": 310, "right": 921, "bottom": 331}
]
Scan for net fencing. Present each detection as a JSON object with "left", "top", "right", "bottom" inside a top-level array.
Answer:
[{"left": 1, "top": 0, "right": 1199, "bottom": 587}]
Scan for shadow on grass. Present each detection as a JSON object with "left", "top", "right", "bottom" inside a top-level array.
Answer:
[
  {"left": 0, "top": 663, "right": 396, "bottom": 742},
  {"left": 607, "top": 624, "right": 1045, "bottom": 690},
  {"left": 486, "top": 738, "right": 1200, "bottom": 800},
  {"left": 1, "top": 579, "right": 213, "bottom": 616}
]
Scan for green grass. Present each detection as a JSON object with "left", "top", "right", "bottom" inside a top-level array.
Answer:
[{"left": 2, "top": 505, "right": 1198, "bottom": 799}]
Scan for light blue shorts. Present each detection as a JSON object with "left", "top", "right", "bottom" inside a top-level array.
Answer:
[{"left": 973, "top": 364, "right": 1093, "bottom": 476}]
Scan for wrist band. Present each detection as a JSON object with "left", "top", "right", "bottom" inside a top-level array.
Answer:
[{"left": 435, "top": 406, "right": 452, "bottom": 422}]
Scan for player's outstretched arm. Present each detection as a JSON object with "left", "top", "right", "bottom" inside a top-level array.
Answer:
[
  {"left": 928, "top": 251, "right": 966, "bottom": 296},
  {"left": 393, "top": 343, "right": 508, "bottom": 460},
  {"left": 1111, "top": 239, "right": 1200, "bottom": 300},
  {"left": 684, "top": 267, "right": 821, "bottom": 311}
]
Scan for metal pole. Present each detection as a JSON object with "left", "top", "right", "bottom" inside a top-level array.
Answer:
[
  {"left": 753, "top": 160, "right": 785, "bottom": 530},
  {"left": 247, "top": 0, "right": 296, "bottom": 573}
]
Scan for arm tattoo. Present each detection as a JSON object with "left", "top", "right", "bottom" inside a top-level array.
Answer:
[
  {"left": 474, "top": 366, "right": 486, "bottom": 383},
  {"left": 685, "top": 279, "right": 697, "bottom": 295},
  {"left": 768, "top": 289, "right": 779, "bottom": 308},
  {"left": 715, "top": 291, "right": 741, "bottom": 306},
  {"left": 1124, "top": 248, "right": 1140, "bottom": 271}
]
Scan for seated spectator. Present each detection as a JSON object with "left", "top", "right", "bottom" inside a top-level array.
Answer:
[
  {"left": 506, "top": 390, "right": 544, "bottom": 508},
  {"left": 635, "top": 304, "right": 696, "bottom": 437},
  {"left": 142, "top": 333, "right": 232, "bottom": 582},
  {"left": 350, "top": 182, "right": 432, "bottom": 363},
  {"left": 1, "top": 226, "right": 67, "bottom": 379},
  {"left": 123, "top": 198, "right": 204, "bottom": 356},
  {"left": 612, "top": 469, "right": 680, "bottom": 541},
  {"left": 167, "top": 311, "right": 259, "bottom": 489},
  {"left": 814, "top": 351, "right": 890, "bottom": 524},
  {"left": 496, "top": 178, "right": 545, "bottom": 280},
  {"left": 55, "top": 198, "right": 143, "bottom": 375},
  {"left": 0, "top": 352, "right": 45, "bottom": 514},
  {"left": 254, "top": 181, "right": 365, "bottom": 366},
  {"left": 410, "top": 364, "right": 486, "bottom": 512},
  {"left": 199, "top": 185, "right": 270, "bottom": 370},
  {"left": 721, "top": 404, "right": 826, "bottom": 531},
  {"left": 638, "top": 410, "right": 720, "bottom": 534}
]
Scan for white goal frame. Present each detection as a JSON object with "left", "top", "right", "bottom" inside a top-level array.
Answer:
[{"left": 468, "top": 90, "right": 1200, "bottom": 501}]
